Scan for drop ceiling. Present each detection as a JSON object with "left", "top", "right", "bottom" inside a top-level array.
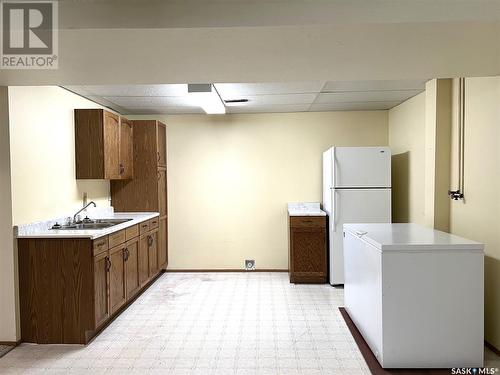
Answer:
[{"left": 64, "top": 80, "right": 426, "bottom": 115}]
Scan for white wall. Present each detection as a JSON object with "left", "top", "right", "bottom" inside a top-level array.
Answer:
[
  {"left": 8, "top": 86, "right": 111, "bottom": 225},
  {"left": 389, "top": 76, "right": 500, "bottom": 350},
  {"left": 133, "top": 111, "right": 388, "bottom": 270},
  {"left": 0, "top": 87, "right": 18, "bottom": 342}
]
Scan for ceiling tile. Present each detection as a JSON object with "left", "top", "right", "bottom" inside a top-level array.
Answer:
[
  {"left": 321, "top": 80, "right": 426, "bottom": 92},
  {"left": 310, "top": 101, "right": 401, "bottom": 111},
  {"left": 103, "top": 96, "right": 199, "bottom": 107},
  {"left": 227, "top": 104, "right": 311, "bottom": 114},
  {"left": 79, "top": 84, "right": 188, "bottom": 97},
  {"left": 225, "top": 93, "right": 317, "bottom": 106},
  {"left": 123, "top": 106, "right": 204, "bottom": 115},
  {"left": 314, "top": 90, "right": 422, "bottom": 104},
  {"left": 215, "top": 81, "right": 324, "bottom": 99}
]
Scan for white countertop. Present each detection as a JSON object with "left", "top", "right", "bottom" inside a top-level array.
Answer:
[
  {"left": 16, "top": 212, "right": 159, "bottom": 240},
  {"left": 287, "top": 202, "right": 326, "bottom": 217},
  {"left": 344, "top": 223, "right": 484, "bottom": 252}
]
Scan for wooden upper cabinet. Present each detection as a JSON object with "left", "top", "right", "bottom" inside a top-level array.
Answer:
[
  {"left": 157, "top": 122, "right": 167, "bottom": 167},
  {"left": 119, "top": 117, "right": 134, "bottom": 179},
  {"left": 75, "top": 109, "right": 133, "bottom": 180}
]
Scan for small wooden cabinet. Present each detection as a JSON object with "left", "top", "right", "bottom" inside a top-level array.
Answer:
[
  {"left": 18, "top": 217, "right": 162, "bottom": 344},
  {"left": 75, "top": 109, "right": 133, "bottom": 180},
  {"left": 288, "top": 216, "right": 327, "bottom": 283}
]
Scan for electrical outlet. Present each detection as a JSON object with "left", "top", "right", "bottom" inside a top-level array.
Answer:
[{"left": 245, "top": 259, "right": 255, "bottom": 271}]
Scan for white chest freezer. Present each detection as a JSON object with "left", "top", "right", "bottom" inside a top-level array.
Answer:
[{"left": 343, "top": 223, "right": 484, "bottom": 368}]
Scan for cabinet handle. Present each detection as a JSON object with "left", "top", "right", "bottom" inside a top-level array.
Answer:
[
  {"left": 123, "top": 248, "right": 129, "bottom": 261},
  {"left": 157, "top": 152, "right": 160, "bottom": 162},
  {"left": 105, "top": 256, "right": 111, "bottom": 272},
  {"left": 119, "top": 163, "right": 125, "bottom": 175},
  {"left": 147, "top": 235, "right": 153, "bottom": 247}
]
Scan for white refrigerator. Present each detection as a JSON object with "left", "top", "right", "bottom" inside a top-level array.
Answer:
[{"left": 322, "top": 146, "right": 392, "bottom": 285}]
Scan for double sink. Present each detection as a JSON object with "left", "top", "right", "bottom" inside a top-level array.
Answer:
[{"left": 51, "top": 218, "right": 132, "bottom": 230}]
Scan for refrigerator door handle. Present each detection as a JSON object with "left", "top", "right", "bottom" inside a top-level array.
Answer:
[{"left": 333, "top": 190, "right": 339, "bottom": 232}]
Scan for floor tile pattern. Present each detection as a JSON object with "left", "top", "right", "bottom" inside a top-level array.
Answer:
[{"left": 0, "top": 272, "right": 497, "bottom": 374}]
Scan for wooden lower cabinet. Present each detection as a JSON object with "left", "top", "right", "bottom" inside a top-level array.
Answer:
[
  {"left": 94, "top": 251, "right": 110, "bottom": 328},
  {"left": 138, "top": 234, "right": 150, "bottom": 286},
  {"left": 125, "top": 237, "right": 140, "bottom": 298},
  {"left": 148, "top": 229, "right": 159, "bottom": 277},
  {"left": 288, "top": 216, "right": 327, "bottom": 284},
  {"left": 18, "top": 218, "right": 162, "bottom": 344},
  {"left": 109, "top": 245, "right": 126, "bottom": 314},
  {"left": 158, "top": 216, "right": 168, "bottom": 269}
]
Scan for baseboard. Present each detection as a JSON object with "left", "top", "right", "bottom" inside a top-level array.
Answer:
[
  {"left": 0, "top": 340, "right": 21, "bottom": 346},
  {"left": 165, "top": 268, "right": 288, "bottom": 273},
  {"left": 485, "top": 340, "right": 500, "bottom": 356}
]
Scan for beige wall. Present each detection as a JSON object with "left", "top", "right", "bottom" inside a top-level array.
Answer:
[
  {"left": 449, "top": 76, "right": 500, "bottom": 349},
  {"left": 133, "top": 111, "right": 388, "bottom": 270},
  {"left": 0, "top": 87, "right": 18, "bottom": 342},
  {"left": 388, "top": 92, "right": 426, "bottom": 224},
  {"left": 8, "top": 86, "right": 111, "bottom": 225},
  {"left": 390, "top": 76, "right": 500, "bottom": 350}
]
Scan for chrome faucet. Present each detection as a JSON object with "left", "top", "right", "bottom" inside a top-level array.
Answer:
[{"left": 73, "top": 201, "right": 96, "bottom": 224}]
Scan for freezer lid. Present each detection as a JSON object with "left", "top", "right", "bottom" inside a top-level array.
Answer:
[
  {"left": 343, "top": 223, "right": 484, "bottom": 252},
  {"left": 333, "top": 146, "right": 391, "bottom": 188}
]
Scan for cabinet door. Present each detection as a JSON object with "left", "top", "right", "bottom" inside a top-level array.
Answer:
[
  {"left": 290, "top": 226, "right": 327, "bottom": 283},
  {"left": 94, "top": 251, "right": 109, "bottom": 328},
  {"left": 157, "top": 122, "right": 167, "bottom": 167},
  {"left": 119, "top": 117, "right": 134, "bottom": 179},
  {"left": 125, "top": 238, "right": 140, "bottom": 299},
  {"left": 158, "top": 216, "right": 168, "bottom": 270},
  {"left": 138, "top": 234, "right": 149, "bottom": 286},
  {"left": 158, "top": 169, "right": 167, "bottom": 217},
  {"left": 148, "top": 230, "right": 159, "bottom": 278},
  {"left": 109, "top": 245, "right": 126, "bottom": 314},
  {"left": 103, "top": 111, "right": 121, "bottom": 179}
]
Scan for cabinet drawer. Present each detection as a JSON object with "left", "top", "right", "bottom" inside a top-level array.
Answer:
[
  {"left": 108, "top": 229, "right": 126, "bottom": 248},
  {"left": 139, "top": 221, "right": 150, "bottom": 234},
  {"left": 125, "top": 225, "right": 139, "bottom": 240},
  {"left": 93, "top": 236, "right": 109, "bottom": 256},
  {"left": 289, "top": 216, "right": 326, "bottom": 228},
  {"left": 149, "top": 217, "right": 159, "bottom": 229}
]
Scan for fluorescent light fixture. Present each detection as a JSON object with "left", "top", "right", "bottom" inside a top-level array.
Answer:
[{"left": 187, "top": 84, "right": 226, "bottom": 114}]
